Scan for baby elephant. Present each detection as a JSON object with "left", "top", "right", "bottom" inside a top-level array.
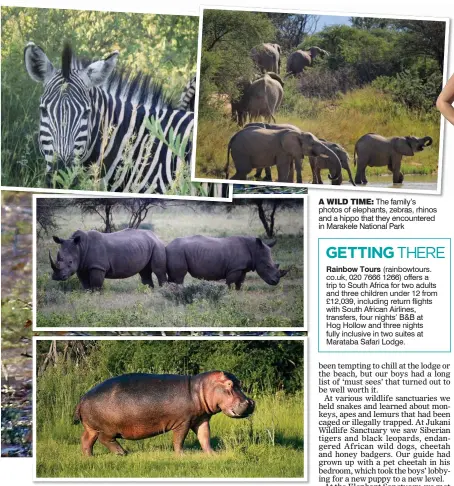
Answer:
[
  {"left": 354, "top": 133, "right": 432, "bottom": 184},
  {"left": 166, "top": 235, "right": 288, "bottom": 289},
  {"left": 310, "top": 140, "right": 355, "bottom": 186}
]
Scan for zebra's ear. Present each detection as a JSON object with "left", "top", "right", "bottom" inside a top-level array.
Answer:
[
  {"left": 80, "top": 51, "right": 119, "bottom": 88},
  {"left": 24, "top": 42, "right": 56, "bottom": 84}
]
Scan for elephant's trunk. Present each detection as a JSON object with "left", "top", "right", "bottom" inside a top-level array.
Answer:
[
  {"left": 320, "top": 144, "right": 343, "bottom": 185},
  {"left": 49, "top": 250, "right": 57, "bottom": 271},
  {"left": 422, "top": 136, "right": 433, "bottom": 147}
]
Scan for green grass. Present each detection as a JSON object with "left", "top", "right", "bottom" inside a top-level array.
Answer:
[
  {"left": 36, "top": 206, "right": 304, "bottom": 327},
  {"left": 36, "top": 364, "right": 304, "bottom": 479},
  {"left": 195, "top": 86, "right": 440, "bottom": 185}
]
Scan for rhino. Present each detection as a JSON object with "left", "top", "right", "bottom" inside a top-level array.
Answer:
[
  {"left": 48, "top": 228, "right": 167, "bottom": 290},
  {"left": 166, "top": 235, "right": 289, "bottom": 289}
]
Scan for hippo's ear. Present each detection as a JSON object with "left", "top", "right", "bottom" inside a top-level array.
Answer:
[
  {"left": 53, "top": 236, "right": 64, "bottom": 244},
  {"left": 73, "top": 235, "right": 81, "bottom": 244}
]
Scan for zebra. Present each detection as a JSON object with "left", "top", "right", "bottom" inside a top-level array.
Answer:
[
  {"left": 24, "top": 42, "right": 224, "bottom": 196},
  {"left": 177, "top": 75, "right": 196, "bottom": 112}
]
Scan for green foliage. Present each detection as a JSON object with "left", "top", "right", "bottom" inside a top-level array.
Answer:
[
  {"left": 37, "top": 340, "right": 304, "bottom": 394},
  {"left": 200, "top": 10, "right": 276, "bottom": 106},
  {"left": 1, "top": 7, "right": 198, "bottom": 188},
  {"left": 372, "top": 69, "right": 442, "bottom": 113}
]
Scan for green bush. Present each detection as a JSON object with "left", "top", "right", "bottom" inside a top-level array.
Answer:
[{"left": 372, "top": 69, "right": 442, "bottom": 113}]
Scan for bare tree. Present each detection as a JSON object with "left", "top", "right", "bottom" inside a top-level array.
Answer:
[
  {"left": 120, "top": 199, "right": 167, "bottom": 229},
  {"left": 267, "top": 14, "right": 320, "bottom": 50},
  {"left": 75, "top": 199, "right": 123, "bottom": 233},
  {"left": 36, "top": 198, "right": 72, "bottom": 239}
]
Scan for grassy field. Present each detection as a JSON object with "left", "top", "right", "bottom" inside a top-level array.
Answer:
[
  {"left": 36, "top": 356, "right": 304, "bottom": 479},
  {"left": 195, "top": 83, "right": 440, "bottom": 185},
  {"left": 36, "top": 204, "right": 304, "bottom": 327}
]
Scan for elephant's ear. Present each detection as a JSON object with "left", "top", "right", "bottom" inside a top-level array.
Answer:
[
  {"left": 392, "top": 137, "right": 414, "bottom": 157},
  {"left": 280, "top": 130, "right": 302, "bottom": 156}
]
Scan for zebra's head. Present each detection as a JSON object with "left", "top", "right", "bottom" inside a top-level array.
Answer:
[{"left": 24, "top": 42, "right": 119, "bottom": 169}]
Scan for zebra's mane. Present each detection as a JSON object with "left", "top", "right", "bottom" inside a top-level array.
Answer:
[{"left": 62, "top": 45, "right": 175, "bottom": 110}]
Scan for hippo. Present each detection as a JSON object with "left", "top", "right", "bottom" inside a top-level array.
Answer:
[
  {"left": 73, "top": 371, "right": 255, "bottom": 456},
  {"left": 48, "top": 228, "right": 167, "bottom": 290},
  {"left": 166, "top": 235, "right": 289, "bottom": 289}
]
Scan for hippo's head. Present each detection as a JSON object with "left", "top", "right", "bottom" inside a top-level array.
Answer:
[
  {"left": 49, "top": 233, "right": 83, "bottom": 281},
  {"left": 254, "top": 238, "right": 289, "bottom": 286},
  {"left": 206, "top": 371, "right": 255, "bottom": 419}
]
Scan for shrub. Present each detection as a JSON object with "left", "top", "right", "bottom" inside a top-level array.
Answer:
[
  {"left": 299, "top": 66, "right": 358, "bottom": 99},
  {"left": 372, "top": 69, "right": 442, "bottom": 113},
  {"left": 160, "top": 281, "right": 228, "bottom": 305}
]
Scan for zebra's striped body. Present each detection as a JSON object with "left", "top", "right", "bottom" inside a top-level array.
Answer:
[
  {"left": 25, "top": 43, "right": 198, "bottom": 194},
  {"left": 177, "top": 75, "right": 196, "bottom": 112}
]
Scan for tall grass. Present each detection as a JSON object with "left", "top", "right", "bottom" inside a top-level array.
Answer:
[{"left": 36, "top": 362, "right": 304, "bottom": 478}]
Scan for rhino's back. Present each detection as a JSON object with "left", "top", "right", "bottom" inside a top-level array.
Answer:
[
  {"left": 85, "top": 229, "right": 162, "bottom": 278},
  {"left": 167, "top": 236, "right": 252, "bottom": 280}
]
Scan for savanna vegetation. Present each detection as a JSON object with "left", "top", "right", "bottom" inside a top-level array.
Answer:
[
  {"left": 196, "top": 11, "right": 445, "bottom": 187},
  {"left": 36, "top": 339, "right": 305, "bottom": 478},
  {"left": 1, "top": 192, "right": 33, "bottom": 456},
  {"left": 1, "top": 7, "right": 205, "bottom": 194},
  {"left": 36, "top": 197, "right": 305, "bottom": 327}
]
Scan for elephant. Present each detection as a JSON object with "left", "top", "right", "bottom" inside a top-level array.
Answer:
[
  {"left": 225, "top": 126, "right": 342, "bottom": 184},
  {"left": 286, "top": 47, "right": 329, "bottom": 77},
  {"left": 354, "top": 133, "right": 433, "bottom": 184},
  {"left": 310, "top": 139, "right": 355, "bottom": 186},
  {"left": 243, "top": 122, "right": 302, "bottom": 182},
  {"left": 251, "top": 43, "right": 281, "bottom": 74},
  {"left": 231, "top": 73, "right": 284, "bottom": 127}
]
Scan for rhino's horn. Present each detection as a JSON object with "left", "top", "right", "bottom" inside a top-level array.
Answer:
[
  {"left": 49, "top": 250, "right": 57, "bottom": 271},
  {"left": 279, "top": 268, "right": 290, "bottom": 278}
]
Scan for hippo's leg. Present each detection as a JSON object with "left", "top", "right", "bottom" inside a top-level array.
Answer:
[
  {"left": 81, "top": 425, "right": 99, "bottom": 457},
  {"left": 139, "top": 269, "right": 154, "bottom": 288},
  {"left": 226, "top": 270, "right": 246, "bottom": 290},
  {"left": 88, "top": 269, "right": 105, "bottom": 290},
  {"left": 172, "top": 423, "right": 191, "bottom": 454},
  {"left": 98, "top": 432, "right": 127, "bottom": 456},
  {"left": 192, "top": 420, "right": 214, "bottom": 454}
]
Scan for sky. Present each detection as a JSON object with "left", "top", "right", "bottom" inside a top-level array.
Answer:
[{"left": 315, "top": 15, "right": 352, "bottom": 32}]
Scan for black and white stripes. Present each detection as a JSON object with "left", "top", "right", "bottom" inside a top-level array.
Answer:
[{"left": 24, "top": 42, "right": 197, "bottom": 194}]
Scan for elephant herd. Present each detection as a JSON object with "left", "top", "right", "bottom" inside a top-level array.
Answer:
[{"left": 222, "top": 42, "right": 433, "bottom": 185}]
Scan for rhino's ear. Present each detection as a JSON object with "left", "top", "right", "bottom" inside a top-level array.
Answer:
[
  {"left": 256, "top": 238, "right": 264, "bottom": 247},
  {"left": 266, "top": 239, "right": 277, "bottom": 248},
  {"left": 53, "top": 236, "right": 64, "bottom": 244},
  {"left": 276, "top": 263, "right": 280, "bottom": 269},
  {"left": 73, "top": 235, "right": 81, "bottom": 244}
]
